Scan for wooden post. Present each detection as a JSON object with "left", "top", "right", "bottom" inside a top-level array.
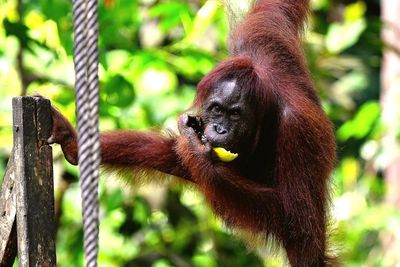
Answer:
[
  {"left": 1, "top": 96, "right": 57, "bottom": 266},
  {"left": 0, "top": 151, "right": 17, "bottom": 267},
  {"left": 12, "top": 96, "right": 56, "bottom": 266}
]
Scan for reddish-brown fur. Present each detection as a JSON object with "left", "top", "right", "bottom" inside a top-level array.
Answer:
[{"left": 51, "top": 1, "right": 337, "bottom": 266}]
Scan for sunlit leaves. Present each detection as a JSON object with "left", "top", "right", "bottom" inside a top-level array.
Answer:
[
  {"left": 193, "top": 254, "right": 218, "bottom": 267},
  {"left": 135, "top": 67, "right": 177, "bottom": 96},
  {"left": 344, "top": 1, "right": 367, "bottom": 22},
  {"left": 180, "top": 0, "right": 218, "bottom": 46},
  {"left": 25, "top": 10, "right": 62, "bottom": 50},
  {"left": 170, "top": 49, "right": 215, "bottom": 78},
  {"left": 325, "top": 19, "right": 366, "bottom": 54},
  {"left": 337, "top": 101, "right": 380, "bottom": 141},
  {"left": 325, "top": 2, "right": 367, "bottom": 54},
  {"left": 311, "top": 0, "right": 329, "bottom": 10},
  {"left": 152, "top": 259, "right": 174, "bottom": 267},
  {"left": 341, "top": 157, "right": 361, "bottom": 191},
  {"left": 149, "top": 2, "right": 193, "bottom": 32}
]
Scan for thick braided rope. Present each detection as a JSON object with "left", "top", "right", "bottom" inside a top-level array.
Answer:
[{"left": 72, "top": 0, "right": 100, "bottom": 266}]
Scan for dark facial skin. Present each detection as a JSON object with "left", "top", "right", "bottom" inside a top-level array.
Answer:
[{"left": 200, "top": 79, "right": 256, "bottom": 156}]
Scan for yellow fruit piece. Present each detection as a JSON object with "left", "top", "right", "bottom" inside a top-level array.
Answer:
[{"left": 213, "top": 147, "right": 238, "bottom": 162}]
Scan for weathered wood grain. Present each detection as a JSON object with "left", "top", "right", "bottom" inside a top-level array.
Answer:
[
  {"left": 12, "top": 96, "right": 56, "bottom": 267},
  {"left": 0, "top": 150, "right": 17, "bottom": 267}
]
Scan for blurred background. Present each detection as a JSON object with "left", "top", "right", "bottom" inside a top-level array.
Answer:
[{"left": 0, "top": 0, "right": 399, "bottom": 266}]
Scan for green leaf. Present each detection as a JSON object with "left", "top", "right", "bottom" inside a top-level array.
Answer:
[
  {"left": 193, "top": 254, "right": 217, "bottom": 267},
  {"left": 325, "top": 19, "right": 366, "bottom": 54},
  {"left": 105, "top": 50, "right": 131, "bottom": 71},
  {"left": 176, "top": 0, "right": 219, "bottom": 47},
  {"left": 102, "top": 74, "right": 135, "bottom": 108},
  {"left": 152, "top": 259, "right": 174, "bottom": 267},
  {"left": 325, "top": 2, "right": 367, "bottom": 54},
  {"left": 149, "top": 2, "right": 192, "bottom": 32},
  {"left": 134, "top": 67, "right": 177, "bottom": 97},
  {"left": 337, "top": 101, "right": 380, "bottom": 141},
  {"left": 344, "top": 1, "right": 366, "bottom": 22},
  {"left": 171, "top": 49, "right": 215, "bottom": 78},
  {"left": 311, "top": 0, "right": 329, "bottom": 10}
]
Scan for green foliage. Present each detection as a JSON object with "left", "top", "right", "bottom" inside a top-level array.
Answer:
[
  {"left": 0, "top": 0, "right": 398, "bottom": 266},
  {"left": 149, "top": 2, "right": 193, "bottom": 32},
  {"left": 337, "top": 101, "right": 380, "bottom": 141},
  {"left": 325, "top": 2, "right": 367, "bottom": 53}
]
